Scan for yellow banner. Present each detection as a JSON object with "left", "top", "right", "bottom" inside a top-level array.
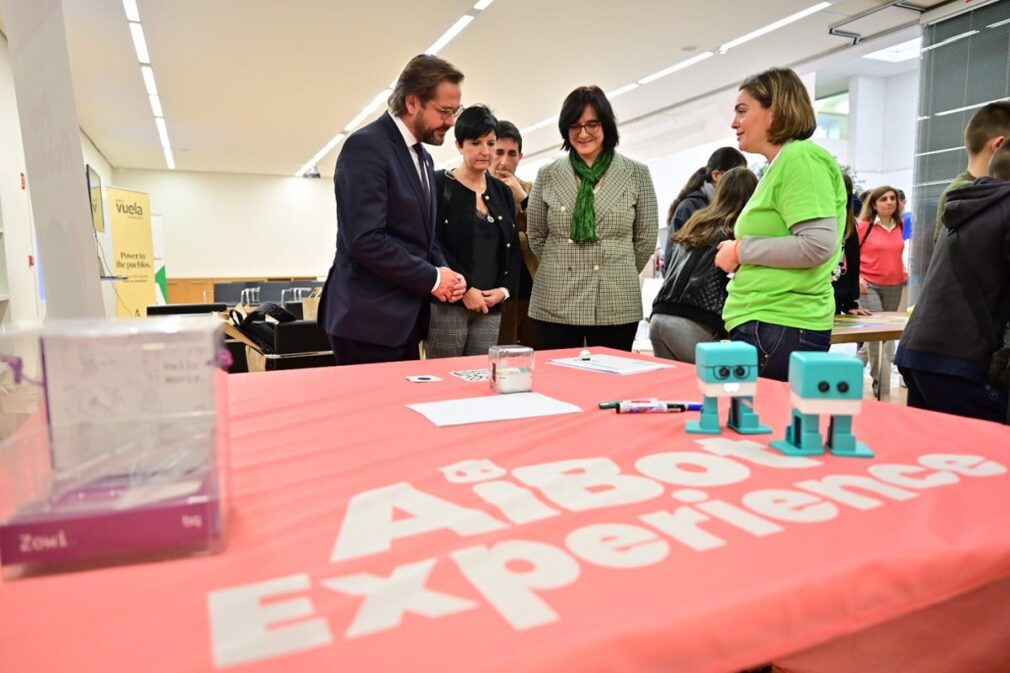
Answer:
[{"left": 108, "top": 187, "right": 155, "bottom": 317}]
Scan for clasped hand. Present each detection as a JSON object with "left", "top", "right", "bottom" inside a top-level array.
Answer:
[
  {"left": 432, "top": 267, "right": 466, "bottom": 302},
  {"left": 462, "top": 287, "right": 505, "bottom": 314}
]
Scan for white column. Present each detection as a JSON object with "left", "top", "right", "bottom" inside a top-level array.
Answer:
[
  {"left": 848, "top": 75, "right": 888, "bottom": 185},
  {"left": 1, "top": 0, "right": 104, "bottom": 318},
  {"left": 0, "top": 32, "right": 40, "bottom": 323}
]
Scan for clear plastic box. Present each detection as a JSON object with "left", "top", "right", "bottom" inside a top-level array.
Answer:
[
  {"left": 489, "top": 345, "right": 534, "bottom": 394},
  {"left": 0, "top": 316, "right": 229, "bottom": 576}
]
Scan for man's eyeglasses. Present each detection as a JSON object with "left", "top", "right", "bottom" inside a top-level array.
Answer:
[
  {"left": 428, "top": 103, "right": 465, "bottom": 121},
  {"left": 568, "top": 120, "right": 602, "bottom": 135}
]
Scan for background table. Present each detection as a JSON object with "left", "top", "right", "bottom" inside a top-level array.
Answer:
[
  {"left": 832, "top": 312, "right": 909, "bottom": 401},
  {"left": 2, "top": 348, "right": 1008, "bottom": 673}
]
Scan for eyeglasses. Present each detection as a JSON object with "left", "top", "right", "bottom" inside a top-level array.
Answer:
[
  {"left": 568, "top": 120, "right": 602, "bottom": 135},
  {"left": 428, "top": 103, "right": 465, "bottom": 121}
]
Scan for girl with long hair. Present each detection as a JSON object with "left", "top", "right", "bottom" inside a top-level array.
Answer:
[{"left": 650, "top": 167, "right": 758, "bottom": 362}]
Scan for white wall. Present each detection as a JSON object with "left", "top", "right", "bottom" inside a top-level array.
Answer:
[
  {"left": 110, "top": 169, "right": 336, "bottom": 278},
  {"left": 0, "top": 31, "right": 40, "bottom": 324},
  {"left": 81, "top": 132, "right": 112, "bottom": 182}
]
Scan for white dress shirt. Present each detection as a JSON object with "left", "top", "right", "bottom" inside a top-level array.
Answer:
[{"left": 389, "top": 111, "right": 439, "bottom": 292}]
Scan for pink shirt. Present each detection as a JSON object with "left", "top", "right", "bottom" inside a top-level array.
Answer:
[{"left": 857, "top": 219, "right": 906, "bottom": 285}]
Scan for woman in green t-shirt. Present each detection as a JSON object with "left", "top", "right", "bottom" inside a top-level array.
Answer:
[{"left": 714, "top": 67, "right": 846, "bottom": 381}]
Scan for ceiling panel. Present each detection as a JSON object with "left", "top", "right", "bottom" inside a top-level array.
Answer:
[{"left": 1, "top": 0, "right": 949, "bottom": 177}]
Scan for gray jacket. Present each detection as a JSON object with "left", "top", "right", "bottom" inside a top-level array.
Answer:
[{"left": 527, "top": 153, "right": 658, "bottom": 326}]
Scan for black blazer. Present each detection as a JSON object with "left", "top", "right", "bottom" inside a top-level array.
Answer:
[
  {"left": 434, "top": 170, "right": 520, "bottom": 298},
  {"left": 319, "top": 113, "right": 447, "bottom": 347}
]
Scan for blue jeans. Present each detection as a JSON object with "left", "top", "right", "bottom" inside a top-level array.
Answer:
[
  {"left": 730, "top": 320, "right": 832, "bottom": 381},
  {"left": 899, "top": 366, "right": 1009, "bottom": 424}
]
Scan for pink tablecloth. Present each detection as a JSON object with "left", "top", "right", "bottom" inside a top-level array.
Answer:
[{"left": 2, "top": 348, "right": 1009, "bottom": 673}]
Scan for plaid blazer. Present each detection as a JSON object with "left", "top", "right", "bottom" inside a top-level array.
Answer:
[{"left": 527, "top": 152, "right": 658, "bottom": 326}]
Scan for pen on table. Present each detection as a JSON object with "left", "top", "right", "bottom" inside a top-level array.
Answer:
[
  {"left": 599, "top": 400, "right": 704, "bottom": 412},
  {"left": 599, "top": 399, "right": 669, "bottom": 409},
  {"left": 618, "top": 400, "right": 703, "bottom": 413}
]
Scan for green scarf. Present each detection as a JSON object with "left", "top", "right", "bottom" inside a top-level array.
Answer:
[{"left": 568, "top": 149, "right": 613, "bottom": 243}]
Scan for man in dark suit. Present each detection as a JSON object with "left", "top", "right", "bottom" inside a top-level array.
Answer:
[{"left": 319, "top": 55, "right": 467, "bottom": 365}]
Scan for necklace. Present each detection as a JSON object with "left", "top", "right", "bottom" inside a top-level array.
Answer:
[{"left": 454, "top": 169, "right": 486, "bottom": 194}]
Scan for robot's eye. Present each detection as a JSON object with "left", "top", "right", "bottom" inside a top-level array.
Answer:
[
  {"left": 734, "top": 366, "right": 747, "bottom": 378},
  {"left": 838, "top": 381, "right": 850, "bottom": 393},
  {"left": 818, "top": 381, "right": 830, "bottom": 392},
  {"left": 716, "top": 366, "right": 730, "bottom": 380}
]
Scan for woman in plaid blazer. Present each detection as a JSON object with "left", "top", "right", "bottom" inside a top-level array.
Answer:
[{"left": 527, "top": 86, "right": 658, "bottom": 351}]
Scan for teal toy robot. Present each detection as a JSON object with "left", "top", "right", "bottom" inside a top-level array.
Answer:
[
  {"left": 770, "top": 352, "right": 874, "bottom": 458},
  {"left": 686, "top": 342, "right": 771, "bottom": 435}
]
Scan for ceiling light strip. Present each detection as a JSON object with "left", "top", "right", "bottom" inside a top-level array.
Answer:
[
  {"left": 128, "top": 22, "right": 151, "bottom": 64},
  {"left": 154, "top": 117, "right": 171, "bottom": 150},
  {"left": 638, "top": 51, "right": 714, "bottom": 85},
  {"left": 425, "top": 15, "right": 474, "bottom": 57},
  {"left": 123, "top": 2, "right": 175, "bottom": 169},
  {"left": 607, "top": 83, "right": 640, "bottom": 99},
  {"left": 122, "top": 0, "right": 140, "bottom": 22},
  {"left": 296, "top": 133, "right": 347, "bottom": 178},
  {"left": 297, "top": 4, "right": 495, "bottom": 176},
  {"left": 344, "top": 89, "right": 394, "bottom": 133},
  {"left": 718, "top": 2, "right": 830, "bottom": 53},
  {"left": 519, "top": 116, "right": 557, "bottom": 135},
  {"left": 521, "top": 4, "right": 828, "bottom": 138},
  {"left": 140, "top": 65, "right": 158, "bottom": 95}
]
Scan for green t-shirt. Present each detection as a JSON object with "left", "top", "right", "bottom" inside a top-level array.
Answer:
[
  {"left": 933, "top": 170, "right": 975, "bottom": 242},
  {"left": 722, "top": 140, "right": 845, "bottom": 332}
]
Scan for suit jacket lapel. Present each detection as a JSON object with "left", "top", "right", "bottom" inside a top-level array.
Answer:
[
  {"left": 554, "top": 158, "right": 579, "bottom": 211},
  {"left": 381, "top": 114, "right": 432, "bottom": 232},
  {"left": 592, "top": 153, "right": 629, "bottom": 224}
]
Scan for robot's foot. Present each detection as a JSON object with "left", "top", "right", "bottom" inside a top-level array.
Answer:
[{"left": 770, "top": 439, "right": 825, "bottom": 457}]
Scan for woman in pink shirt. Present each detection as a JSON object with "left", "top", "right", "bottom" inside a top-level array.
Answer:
[{"left": 856, "top": 185, "right": 907, "bottom": 395}]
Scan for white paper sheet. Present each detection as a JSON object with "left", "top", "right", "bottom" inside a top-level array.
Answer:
[
  {"left": 549, "top": 354, "right": 675, "bottom": 376},
  {"left": 407, "top": 392, "right": 582, "bottom": 427}
]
